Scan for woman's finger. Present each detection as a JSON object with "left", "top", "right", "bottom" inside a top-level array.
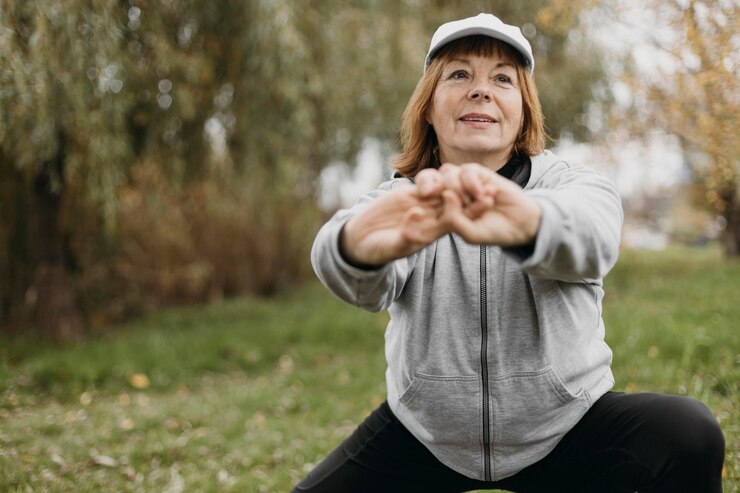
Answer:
[
  {"left": 415, "top": 168, "right": 444, "bottom": 198},
  {"left": 441, "top": 190, "right": 480, "bottom": 242},
  {"left": 439, "top": 163, "right": 474, "bottom": 206},
  {"left": 459, "top": 163, "right": 496, "bottom": 200},
  {"left": 464, "top": 195, "right": 494, "bottom": 218}
]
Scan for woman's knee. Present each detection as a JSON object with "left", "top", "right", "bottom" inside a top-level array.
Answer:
[{"left": 645, "top": 394, "right": 725, "bottom": 468}]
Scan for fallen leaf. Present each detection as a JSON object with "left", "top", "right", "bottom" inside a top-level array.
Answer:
[
  {"left": 80, "top": 392, "right": 93, "bottom": 406},
  {"left": 90, "top": 449, "right": 118, "bottom": 468},
  {"left": 51, "top": 453, "right": 67, "bottom": 468},
  {"left": 128, "top": 374, "right": 150, "bottom": 389},
  {"left": 95, "top": 455, "right": 117, "bottom": 467},
  {"left": 278, "top": 354, "right": 294, "bottom": 375}
]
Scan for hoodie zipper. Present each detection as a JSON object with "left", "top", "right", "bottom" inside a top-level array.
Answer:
[{"left": 480, "top": 245, "right": 492, "bottom": 480}]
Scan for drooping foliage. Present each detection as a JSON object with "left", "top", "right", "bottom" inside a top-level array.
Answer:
[
  {"left": 0, "top": 0, "right": 612, "bottom": 340},
  {"left": 616, "top": 0, "right": 739, "bottom": 256}
]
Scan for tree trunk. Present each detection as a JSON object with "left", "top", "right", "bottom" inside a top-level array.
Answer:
[
  {"left": 30, "top": 139, "right": 85, "bottom": 342},
  {"left": 723, "top": 208, "right": 740, "bottom": 258},
  {"left": 0, "top": 162, "right": 32, "bottom": 335}
]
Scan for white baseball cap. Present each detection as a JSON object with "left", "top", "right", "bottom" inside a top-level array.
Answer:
[{"left": 424, "top": 13, "right": 534, "bottom": 74}]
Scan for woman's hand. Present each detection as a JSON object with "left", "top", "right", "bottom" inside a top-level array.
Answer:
[
  {"left": 439, "top": 163, "right": 541, "bottom": 246},
  {"left": 340, "top": 162, "right": 542, "bottom": 266},
  {"left": 341, "top": 183, "right": 450, "bottom": 266}
]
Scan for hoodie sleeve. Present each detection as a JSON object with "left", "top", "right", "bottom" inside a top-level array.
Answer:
[
  {"left": 505, "top": 161, "right": 623, "bottom": 283},
  {"left": 310, "top": 179, "right": 416, "bottom": 312}
]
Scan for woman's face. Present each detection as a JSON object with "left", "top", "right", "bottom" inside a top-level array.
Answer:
[{"left": 427, "top": 52, "right": 523, "bottom": 169}]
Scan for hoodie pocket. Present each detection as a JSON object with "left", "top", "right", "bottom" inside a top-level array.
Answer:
[
  {"left": 397, "top": 373, "right": 482, "bottom": 478},
  {"left": 490, "top": 367, "right": 589, "bottom": 478}
]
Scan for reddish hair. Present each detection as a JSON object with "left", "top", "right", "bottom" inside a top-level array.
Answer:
[{"left": 394, "top": 35, "right": 546, "bottom": 177}]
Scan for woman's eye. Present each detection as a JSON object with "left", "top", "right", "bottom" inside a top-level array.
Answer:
[
  {"left": 495, "top": 74, "right": 512, "bottom": 84},
  {"left": 450, "top": 70, "right": 468, "bottom": 80}
]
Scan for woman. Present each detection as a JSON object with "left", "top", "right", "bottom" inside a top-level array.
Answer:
[{"left": 295, "top": 13, "right": 725, "bottom": 493}]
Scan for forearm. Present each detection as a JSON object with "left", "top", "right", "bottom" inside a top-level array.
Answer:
[
  {"left": 311, "top": 214, "right": 409, "bottom": 312},
  {"left": 512, "top": 170, "right": 623, "bottom": 282},
  {"left": 311, "top": 180, "right": 420, "bottom": 311}
]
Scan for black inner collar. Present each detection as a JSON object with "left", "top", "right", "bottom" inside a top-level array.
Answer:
[{"left": 498, "top": 153, "right": 531, "bottom": 188}]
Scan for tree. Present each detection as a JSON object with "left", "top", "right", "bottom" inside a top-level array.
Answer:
[
  {"left": 1, "top": 0, "right": 615, "bottom": 340},
  {"left": 617, "top": 0, "right": 739, "bottom": 256},
  {"left": 1, "top": 0, "right": 131, "bottom": 341}
]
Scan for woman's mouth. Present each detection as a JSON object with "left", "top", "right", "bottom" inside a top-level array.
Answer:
[
  {"left": 461, "top": 116, "right": 494, "bottom": 122},
  {"left": 460, "top": 113, "right": 497, "bottom": 126}
]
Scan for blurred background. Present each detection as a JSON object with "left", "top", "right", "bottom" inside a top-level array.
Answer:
[
  {"left": 1, "top": 1, "right": 738, "bottom": 491},
  {"left": 1, "top": 0, "right": 737, "bottom": 342}
]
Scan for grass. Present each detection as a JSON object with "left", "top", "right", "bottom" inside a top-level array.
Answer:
[{"left": 0, "top": 246, "right": 738, "bottom": 492}]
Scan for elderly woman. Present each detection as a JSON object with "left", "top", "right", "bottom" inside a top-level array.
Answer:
[{"left": 294, "top": 13, "right": 725, "bottom": 493}]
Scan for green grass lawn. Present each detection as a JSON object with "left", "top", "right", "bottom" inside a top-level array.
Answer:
[{"left": 1, "top": 246, "right": 738, "bottom": 492}]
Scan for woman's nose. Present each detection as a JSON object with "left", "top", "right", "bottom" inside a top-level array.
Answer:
[{"left": 468, "top": 83, "right": 492, "bottom": 101}]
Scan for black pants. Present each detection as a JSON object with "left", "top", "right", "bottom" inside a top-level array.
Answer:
[{"left": 293, "top": 392, "right": 725, "bottom": 492}]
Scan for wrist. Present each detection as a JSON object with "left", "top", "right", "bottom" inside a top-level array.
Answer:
[{"left": 339, "top": 220, "right": 383, "bottom": 270}]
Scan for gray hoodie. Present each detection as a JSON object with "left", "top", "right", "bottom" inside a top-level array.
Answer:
[{"left": 311, "top": 150, "right": 624, "bottom": 481}]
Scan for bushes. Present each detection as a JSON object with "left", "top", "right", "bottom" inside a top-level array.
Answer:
[{"left": 70, "top": 161, "right": 323, "bottom": 329}]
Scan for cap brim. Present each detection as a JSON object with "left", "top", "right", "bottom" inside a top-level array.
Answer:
[{"left": 425, "top": 27, "right": 534, "bottom": 73}]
